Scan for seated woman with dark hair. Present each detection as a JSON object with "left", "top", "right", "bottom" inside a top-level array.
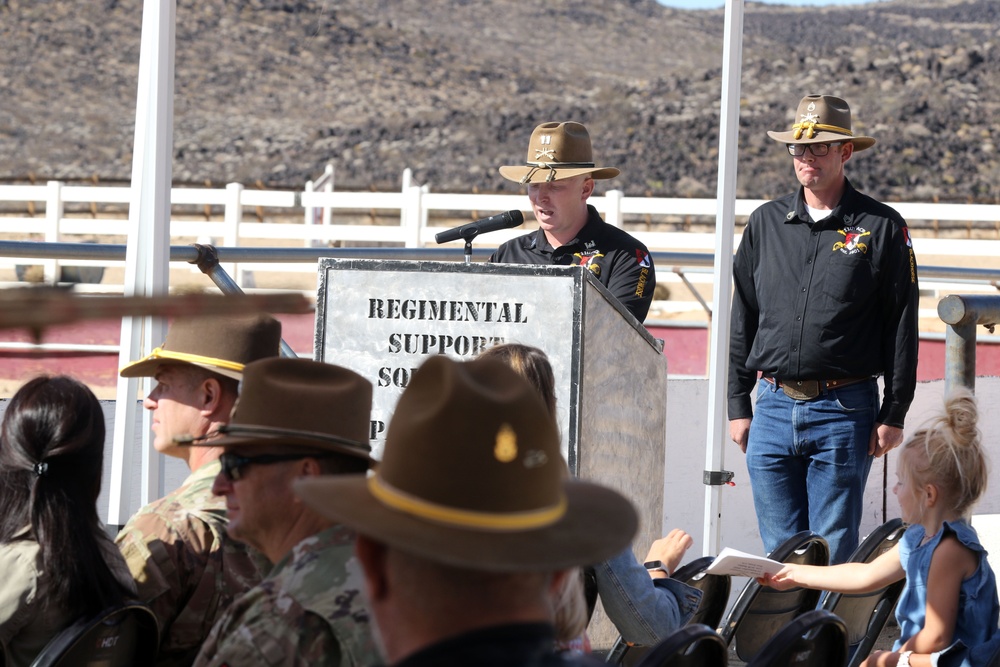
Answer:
[{"left": 0, "top": 376, "right": 138, "bottom": 666}]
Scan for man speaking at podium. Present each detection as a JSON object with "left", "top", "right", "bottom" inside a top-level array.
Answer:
[{"left": 490, "top": 121, "right": 656, "bottom": 323}]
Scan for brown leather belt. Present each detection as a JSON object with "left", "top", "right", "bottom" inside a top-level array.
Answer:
[{"left": 762, "top": 375, "right": 871, "bottom": 401}]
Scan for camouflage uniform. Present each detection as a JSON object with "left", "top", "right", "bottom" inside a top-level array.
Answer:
[
  {"left": 116, "top": 459, "right": 270, "bottom": 667},
  {"left": 192, "top": 525, "right": 377, "bottom": 667}
]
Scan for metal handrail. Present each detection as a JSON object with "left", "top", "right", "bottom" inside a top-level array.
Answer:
[{"left": 2, "top": 240, "right": 1000, "bottom": 286}]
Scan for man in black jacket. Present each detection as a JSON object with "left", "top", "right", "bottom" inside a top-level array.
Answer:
[
  {"left": 728, "top": 94, "right": 919, "bottom": 564},
  {"left": 490, "top": 121, "right": 655, "bottom": 323}
]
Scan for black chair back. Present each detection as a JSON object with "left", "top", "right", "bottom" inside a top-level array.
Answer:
[
  {"left": 820, "top": 518, "right": 906, "bottom": 667},
  {"left": 744, "top": 609, "right": 848, "bottom": 667},
  {"left": 632, "top": 624, "right": 727, "bottom": 667},
  {"left": 718, "top": 530, "right": 830, "bottom": 663},
  {"left": 29, "top": 602, "right": 159, "bottom": 667},
  {"left": 670, "top": 556, "right": 732, "bottom": 631}
]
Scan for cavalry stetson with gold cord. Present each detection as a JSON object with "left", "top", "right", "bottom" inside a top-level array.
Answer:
[
  {"left": 767, "top": 94, "right": 876, "bottom": 151},
  {"left": 120, "top": 312, "right": 281, "bottom": 380}
]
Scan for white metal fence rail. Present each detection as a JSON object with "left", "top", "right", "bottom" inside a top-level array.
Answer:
[{"left": 2, "top": 179, "right": 999, "bottom": 290}]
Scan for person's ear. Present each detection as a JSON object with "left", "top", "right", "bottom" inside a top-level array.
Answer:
[
  {"left": 300, "top": 457, "right": 323, "bottom": 478},
  {"left": 548, "top": 568, "right": 571, "bottom": 597},
  {"left": 355, "top": 534, "right": 390, "bottom": 601},
  {"left": 840, "top": 141, "right": 854, "bottom": 164},
  {"left": 925, "top": 483, "right": 940, "bottom": 508},
  {"left": 581, "top": 177, "right": 595, "bottom": 200},
  {"left": 199, "top": 377, "right": 224, "bottom": 415}
]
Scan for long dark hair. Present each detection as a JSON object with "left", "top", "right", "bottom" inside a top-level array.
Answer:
[{"left": 0, "top": 375, "right": 130, "bottom": 616}]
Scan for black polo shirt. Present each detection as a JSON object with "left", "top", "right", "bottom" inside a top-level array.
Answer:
[{"left": 489, "top": 205, "right": 656, "bottom": 323}]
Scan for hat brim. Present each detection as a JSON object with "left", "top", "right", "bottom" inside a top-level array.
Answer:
[
  {"left": 180, "top": 426, "right": 373, "bottom": 462},
  {"left": 294, "top": 475, "right": 638, "bottom": 571},
  {"left": 119, "top": 354, "right": 243, "bottom": 381},
  {"left": 767, "top": 130, "right": 876, "bottom": 152},
  {"left": 499, "top": 166, "right": 620, "bottom": 184}
]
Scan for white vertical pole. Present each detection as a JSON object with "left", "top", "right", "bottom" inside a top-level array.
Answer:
[
  {"left": 224, "top": 182, "right": 242, "bottom": 283},
  {"left": 703, "top": 0, "right": 745, "bottom": 556},
  {"left": 322, "top": 163, "right": 334, "bottom": 227},
  {"left": 108, "top": 0, "right": 176, "bottom": 525},
  {"left": 402, "top": 184, "right": 423, "bottom": 248},
  {"left": 44, "top": 181, "right": 63, "bottom": 283}
]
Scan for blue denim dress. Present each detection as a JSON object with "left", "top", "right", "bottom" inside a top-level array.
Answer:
[{"left": 895, "top": 520, "right": 999, "bottom": 651}]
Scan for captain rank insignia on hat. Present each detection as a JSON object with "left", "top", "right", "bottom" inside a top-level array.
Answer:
[{"left": 494, "top": 423, "right": 518, "bottom": 463}]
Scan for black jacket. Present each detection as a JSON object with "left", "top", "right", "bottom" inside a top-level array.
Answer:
[
  {"left": 728, "top": 180, "right": 919, "bottom": 427},
  {"left": 394, "top": 623, "right": 607, "bottom": 667}
]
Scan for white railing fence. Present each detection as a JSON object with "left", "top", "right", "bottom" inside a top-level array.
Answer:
[{"left": 2, "top": 173, "right": 999, "bottom": 292}]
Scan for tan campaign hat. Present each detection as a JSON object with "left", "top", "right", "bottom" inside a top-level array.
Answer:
[{"left": 295, "top": 355, "right": 638, "bottom": 572}]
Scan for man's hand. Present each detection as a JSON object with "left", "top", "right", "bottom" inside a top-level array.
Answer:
[
  {"left": 869, "top": 423, "right": 904, "bottom": 457},
  {"left": 730, "top": 418, "right": 751, "bottom": 453}
]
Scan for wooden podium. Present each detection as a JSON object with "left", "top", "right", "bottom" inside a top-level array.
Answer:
[{"left": 315, "top": 258, "right": 667, "bottom": 647}]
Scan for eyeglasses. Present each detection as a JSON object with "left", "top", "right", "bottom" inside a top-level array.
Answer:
[
  {"left": 219, "top": 452, "right": 334, "bottom": 482},
  {"left": 787, "top": 142, "right": 841, "bottom": 157}
]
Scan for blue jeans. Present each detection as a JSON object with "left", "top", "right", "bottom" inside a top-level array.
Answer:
[
  {"left": 746, "top": 377, "right": 878, "bottom": 564},
  {"left": 593, "top": 548, "right": 702, "bottom": 646}
]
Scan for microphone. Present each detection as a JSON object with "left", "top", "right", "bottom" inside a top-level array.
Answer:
[{"left": 435, "top": 210, "right": 524, "bottom": 244}]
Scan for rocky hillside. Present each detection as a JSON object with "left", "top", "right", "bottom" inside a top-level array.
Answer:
[{"left": 1, "top": 0, "right": 998, "bottom": 204}]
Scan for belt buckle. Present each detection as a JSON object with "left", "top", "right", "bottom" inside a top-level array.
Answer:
[{"left": 781, "top": 380, "right": 820, "bottom": 401}]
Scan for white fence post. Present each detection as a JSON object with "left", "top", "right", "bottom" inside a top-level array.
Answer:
[
  {"left": 400, "top": 168, "right": 413, "bottom": 230},
  {"left": 303, "top": 164, "right": 334, "bottom": 248},
  {"left": 402, "top": 184, "right": 423, "bottom": 248},
  {"left": 224, "top": 182, "right": 243, "bottom": 284},
  {"left": 44, "top": 180, "right": 63, "bottom": 282},
  {"left": 605, "top": 189, "right": 624, "bottom": 229},
  {"left": 303, "top": 178, "right": 315, "bottom": 247}
]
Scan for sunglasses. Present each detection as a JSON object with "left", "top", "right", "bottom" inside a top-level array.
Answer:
[
  {"left": 787, "top": 142, "right": 842, "bottom": 157},
  {"left": 219, "top": 451, "right": 336, "bottom": 482}
]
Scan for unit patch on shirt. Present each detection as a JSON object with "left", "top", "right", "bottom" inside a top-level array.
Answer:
[
  {"left": 833, "top": 226, "right": 871, "bottom": 255},
  {"left": 575, "top": 252, "right": 604, "bottom": 277}
]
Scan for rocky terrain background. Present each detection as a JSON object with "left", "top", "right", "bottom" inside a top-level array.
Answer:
[{"left": 1, "top": 0, "right": 998, "bottom": 204}]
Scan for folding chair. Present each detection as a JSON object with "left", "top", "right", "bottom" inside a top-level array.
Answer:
[
  {"left": 606, "top": 556, "right": 732, "bottom": 665},
  {"left": 744, "top": 609, "right": 848, "bottom": 667},
  {"left": 718, "top": 530, "right": 830, "bottom": 663},
  {"left": 820, "top": 518, "right": 906, "bottom": 667},
  {"left": 631, "top": 624, "right": 727, "bottom": 667},
  {"left": 30, "top": 602, "right": 159, "bottom": 667}
]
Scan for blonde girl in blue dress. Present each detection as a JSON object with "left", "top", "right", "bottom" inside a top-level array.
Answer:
[{"left": 761, "top": 387, "right": 998, "bottom": 667}]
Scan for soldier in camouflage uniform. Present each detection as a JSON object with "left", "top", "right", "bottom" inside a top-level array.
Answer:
[
  {"left": 115, "top": 313, "right": 282, "bottom": 667},
  {"left": 189, "top": 357, "right": 378, "bottom": 667}
]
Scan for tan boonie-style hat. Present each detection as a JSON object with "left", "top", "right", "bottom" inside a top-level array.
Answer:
[
  {"left": 181, "top": 357, "right": 373, "bottom": 461},
  {"left": 294, "top": 355, "right": 638, "bottom": 572},
  {"left": 767, "top": 94, "right": 876, "bottom": 151},
  {"left": 499, "top": 121, "right": 621, "bottom": 185},
  {"left": 120, "top": 313, "right": 282, "bottom": 381}
]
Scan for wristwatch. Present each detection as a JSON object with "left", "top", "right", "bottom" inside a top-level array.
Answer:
[
  {"left": 643, "top": 560, "right": 668, "bottom": 573},
  {"left": 898, "top": 650, "right": 913, "bottom": 667}
]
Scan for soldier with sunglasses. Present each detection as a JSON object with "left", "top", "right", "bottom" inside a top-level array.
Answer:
[
  {"left": 728, "top": 95, "right": 919, "bottom": 564},
  {"left": 187, "top": 357, "right": 378, "bottom": 667}
]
